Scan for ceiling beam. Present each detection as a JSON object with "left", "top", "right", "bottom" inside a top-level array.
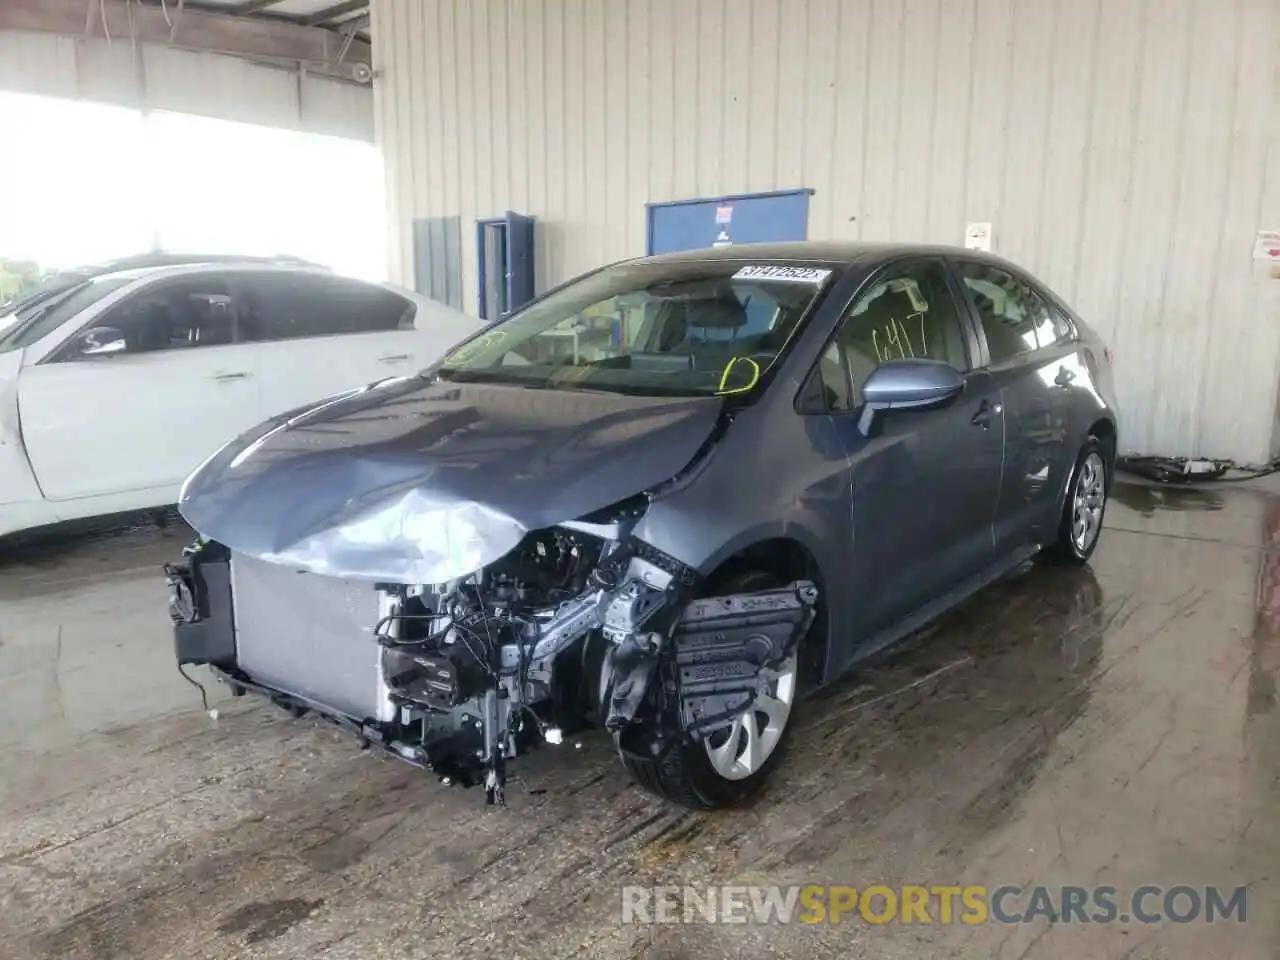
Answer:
[
  {"left": 300, "top": 1, "right": 368, "bottom": 28},
  {"left": 226, "top": 0, "right": 287, "bottom": 14},
  {"left": 0, "top": 0, "right": 372, "bottom": 80}
]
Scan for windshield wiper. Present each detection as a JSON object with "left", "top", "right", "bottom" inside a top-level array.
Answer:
[
  {"left": 0, "top": 282, "right": 84, "bottom": 348},
  {"left": 4, "top": 276, "right": 84, "bottom": 316},
  {"left": 437, "top": 368, "right": 566, "bottom": 390},
  {"left": 433, "top": 366, "right": 704, "bottom": 398}
]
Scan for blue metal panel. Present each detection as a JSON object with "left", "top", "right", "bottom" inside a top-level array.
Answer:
[
  {"left": 412, "top": 216, "right": 462, "bottom": 308},
  {"left": 645, "top": 189, "right": 813, "bottom": 256}
]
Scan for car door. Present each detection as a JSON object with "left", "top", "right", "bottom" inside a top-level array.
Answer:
[
  {"left": 17, "top": 273, "right": 261, "bottom": 502},
  {"left": 234, "top": 270, "right": 479, "bottom": 419},
  {"left": 802, "top": 257, "right": 1005, "bottom": 636},
  {"left": 951, "top": 260, "right": 1076, "bottom": 553}
]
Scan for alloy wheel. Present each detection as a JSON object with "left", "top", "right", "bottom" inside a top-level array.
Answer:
[
  {"left": 704, "top": 652, "right": 798, "bottom": 781},
  {"left": 1071, "top": 452, "right": 1106, "bottom": 554}
]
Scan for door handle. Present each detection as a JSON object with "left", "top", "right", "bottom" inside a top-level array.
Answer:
[
  {"left": 377, "top": 353, "right": 412, "bottom": 364},
  {"left": 211, "top": 371, "right": 251, "bottom": 382},
  {"left": 972, "top": 398, "right": 1004, "bottom": 428}
]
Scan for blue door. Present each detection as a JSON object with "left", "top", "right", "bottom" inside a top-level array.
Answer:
[
  {"left": 646, "top": 189, "right": 812, "bottom": 255},
  {"left": 476, "top": 211, "right": 537, "bottom": 321},
  {"left": 504, "top": 211, "right": 535, "bottom": 312}
]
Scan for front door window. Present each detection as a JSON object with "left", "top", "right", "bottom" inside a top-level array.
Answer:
[{"left": 801, "top": 258, "right": 971, "bottom": 412}]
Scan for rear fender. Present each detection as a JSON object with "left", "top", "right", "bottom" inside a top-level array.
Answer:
[{"left": 1050, "top": 421, "right": 1115, "bottom": 535}]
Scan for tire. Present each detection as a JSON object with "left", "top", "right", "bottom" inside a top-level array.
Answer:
[
  {"left": 1042, "top": 436, "right": 1110, "bottom": 564},
  {"left": 620, "top": 570, "right": 801, "bottom": 810}
]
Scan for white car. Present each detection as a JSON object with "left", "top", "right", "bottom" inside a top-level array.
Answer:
[{"left": 0, "top": 255, "right": 483, "bottom": 537}]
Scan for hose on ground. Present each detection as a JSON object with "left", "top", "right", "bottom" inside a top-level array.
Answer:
[{"left": 1115, "top": 455, "right": 1280, "bottom": 485}]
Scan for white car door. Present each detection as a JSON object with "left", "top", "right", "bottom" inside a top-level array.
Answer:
[
  {"left": 17, "top": 273, "right": 261, "bottom": 502},
  {"left": 234, "top": 270, "right": 482, "bottom": 419}
]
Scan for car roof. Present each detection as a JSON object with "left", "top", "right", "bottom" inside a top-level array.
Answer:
[
  {"left": 0, "top": 254, "right": 325, "bottom": 313},
  {"left": 94, "top": 261, "right": 339, "bottom": 284},
  {"left": 84, "top": 252, "right": 318, "bottom": 272},
  {"left": 635, "top": 240, "right": 1026, "bottom": 272},
  {"left": 43, "top": 254, "right": 327, "bottom": 285}
]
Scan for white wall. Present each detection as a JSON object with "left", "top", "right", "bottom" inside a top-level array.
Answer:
[
  {"left": 374, "top": 0, "right": 1280, "bottom": 463},
  {"left": 0, "top": 29, "right": 372, "bottom": 141}
]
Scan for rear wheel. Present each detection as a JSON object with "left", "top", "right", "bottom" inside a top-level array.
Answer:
[
  {"left": 619, "top": 569, "right": 801, "bottom": 809},
  {"left": 1043, "top": 437, "right": 1109, "bottom": 564}
]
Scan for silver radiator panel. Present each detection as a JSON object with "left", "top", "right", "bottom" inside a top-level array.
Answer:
[{"left": 230, "top": 551, "right": 394, "bottom": 722}]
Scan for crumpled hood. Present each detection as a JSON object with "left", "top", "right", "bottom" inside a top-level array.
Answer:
[{"left": 179, "top": 375, "right": 723, "bottom": 582}]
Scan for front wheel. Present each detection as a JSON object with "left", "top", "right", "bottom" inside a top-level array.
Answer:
[
  {"left": 619, "top": 570, "right": 801, "bottom": 809},
  {"left": 1043, "top": 437, "right": 1110, "bottom": 564}
]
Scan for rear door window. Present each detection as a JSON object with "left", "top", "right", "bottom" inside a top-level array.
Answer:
[
  {"left": 955, "top": 262, "right": 1067, "bottom": 363},
  {"left": 235, "top": 273, "right": 414, "bottom": 342}
]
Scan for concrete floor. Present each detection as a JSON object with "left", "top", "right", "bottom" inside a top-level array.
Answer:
[{"left": 1, "top": 482, "right": 1278, "bottom": 960}]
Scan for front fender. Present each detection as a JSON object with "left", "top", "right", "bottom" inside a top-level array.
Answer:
[
  {"left": 633, "top": 509, "right": 850, "bottom": 684},
  {"left": 0, "top": 349, "right": 45, "bottom": 510},
  {"left": 629, "top": 394, "right": 857, "bottom": 685}
]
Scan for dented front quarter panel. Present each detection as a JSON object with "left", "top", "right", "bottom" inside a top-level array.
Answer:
[
  {"left": 178, "top": 375, "right": 725, "bottom": 583},
  {"left": 631, "top": 390, "right": 857, "bottom": 676}
]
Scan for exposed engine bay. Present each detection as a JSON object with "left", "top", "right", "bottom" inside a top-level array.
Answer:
[{"left": 167, "top": 514, "right": 817, "bottom": 806}]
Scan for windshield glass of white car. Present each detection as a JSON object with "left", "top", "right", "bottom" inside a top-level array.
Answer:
[{"left": 0, "top": 277, "right": 132, "bottom": 352}]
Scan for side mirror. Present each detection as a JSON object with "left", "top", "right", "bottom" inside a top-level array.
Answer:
[
  {"left": 77, "top": 326, "right": 127, "bottom": 358},
  {"left": 858, "top": 359, "right": 964, "bottom": 435}
]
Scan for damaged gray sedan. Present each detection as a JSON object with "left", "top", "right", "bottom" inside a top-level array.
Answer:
[{"left": 167, "top": 242, "right": 1118, "bottom": 809}]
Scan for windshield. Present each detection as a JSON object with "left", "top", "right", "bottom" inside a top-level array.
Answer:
[
  {"left": 0, "top": 276, "right": 133, "bottom": 353},
  {"left": 0, "top": 270, "right": 90, "bottom": 316},
  {"left": 437, "top": 261, "right": 836, "bottom": 397}
]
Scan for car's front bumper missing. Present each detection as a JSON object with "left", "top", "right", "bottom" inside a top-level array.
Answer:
[{"left": 166, "top": 537, "right": 817, "bottom": 803}]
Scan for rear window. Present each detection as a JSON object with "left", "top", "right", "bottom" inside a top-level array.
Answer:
[
  {"left": 0, "top": 277, "right": 133, "bottom": 353},
  {"left": 235, "top": 274, "right": 415, "bottom": 342}
]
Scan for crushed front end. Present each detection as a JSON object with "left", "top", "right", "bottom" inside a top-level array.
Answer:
[{"left": 166, "top": 512, "right": 817, "bottom": 806}]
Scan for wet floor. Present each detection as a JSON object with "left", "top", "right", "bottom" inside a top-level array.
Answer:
[{"left": 1, "top": 483, "right": 1278, "bottom": 959}]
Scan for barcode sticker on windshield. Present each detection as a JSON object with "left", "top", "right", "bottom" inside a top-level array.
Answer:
[{"left": 733, "top": 265, "right": 832, "bottom": 283}]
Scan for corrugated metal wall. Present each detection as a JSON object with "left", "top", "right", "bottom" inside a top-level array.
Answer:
[
  {"left": 373, "top": 0, "right": 1280, "bottom": 463},
  {"left": 0, "top": 30, "right": 373, "bottom": 141}
]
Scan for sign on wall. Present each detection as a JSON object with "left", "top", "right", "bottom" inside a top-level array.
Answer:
[
  {"left": 646, "top": 190, "right": 812, "bottom": 255},
  {"left": 1253, "top": 230, "right": 1280, "bottom": 262}
]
